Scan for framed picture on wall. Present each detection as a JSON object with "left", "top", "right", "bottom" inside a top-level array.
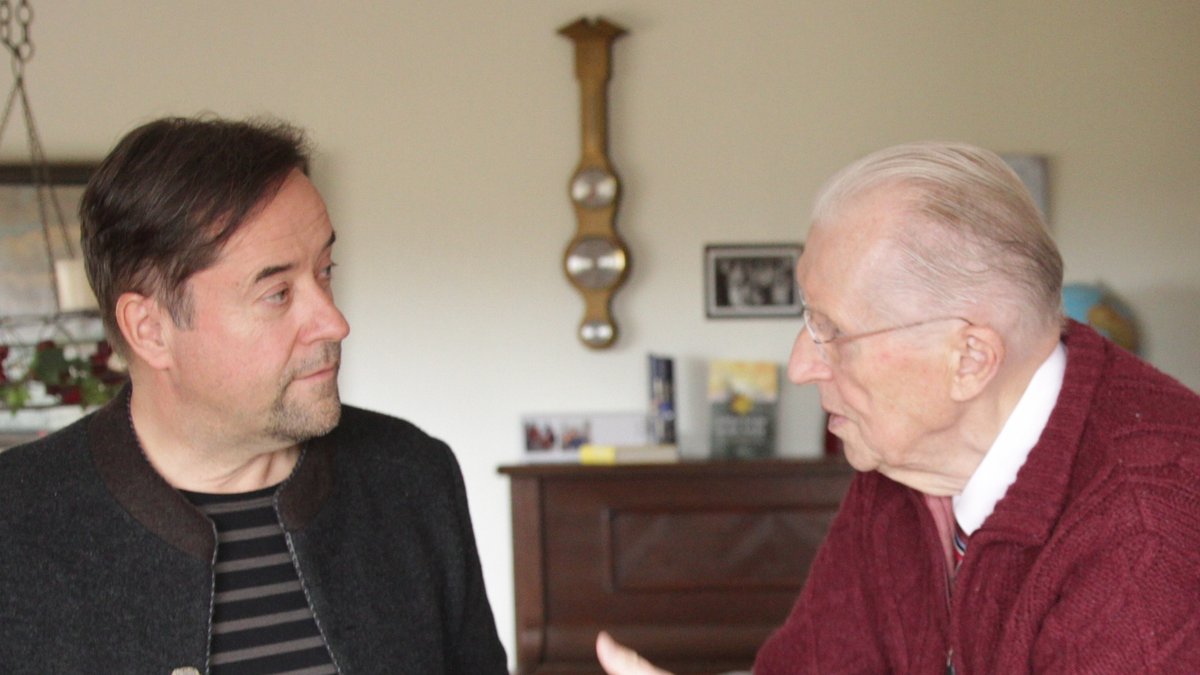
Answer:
[
  {"left": 0, "top": 163, "right": 96, "bottom": 316},
  {"left": 704, "top": 243, "right": 803, "bottom": 319},
  {"left": 1000, "top": 154, "right": 1050, "bottom": 223}
]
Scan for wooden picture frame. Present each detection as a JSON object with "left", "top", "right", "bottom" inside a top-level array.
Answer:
[{"left": 704, "top": 243, "right": 803, "bottom": 319}]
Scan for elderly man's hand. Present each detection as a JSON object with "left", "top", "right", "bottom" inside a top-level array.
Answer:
[{"left": 596, "top": 631, "right": 674, "bottom": 675}]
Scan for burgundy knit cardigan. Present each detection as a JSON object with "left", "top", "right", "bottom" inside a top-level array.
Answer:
[{"left": 754, "top": 321, "right": 1200, "bottom": 674}]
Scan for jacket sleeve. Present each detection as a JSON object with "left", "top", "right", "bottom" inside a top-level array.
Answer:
[
  {"left": 754, "top": 474, "right": 887, "bottom": 674},
  {"left": 441, "top": 448, "right": 510, "bottom": 674}
]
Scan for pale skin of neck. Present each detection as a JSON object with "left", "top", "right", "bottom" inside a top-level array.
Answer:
[{"left": 128, "top": 364, "right": 299, "bottom": 494}]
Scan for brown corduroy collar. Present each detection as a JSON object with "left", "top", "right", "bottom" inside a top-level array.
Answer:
[{"left": 86, "top": 386, "right": 335, "bottom": 561}]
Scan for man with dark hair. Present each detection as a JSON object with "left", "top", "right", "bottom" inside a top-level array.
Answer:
[
  {"left": 0, "top": 116, "right": 508, "bottom": 673},
  {"left": 596, "top": 142, "right": 1200, "bottom": 673}
]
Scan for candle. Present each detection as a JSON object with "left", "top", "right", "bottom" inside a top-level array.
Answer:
[{"left": 53, "top": 258, "right": 99, "bottom": 312}]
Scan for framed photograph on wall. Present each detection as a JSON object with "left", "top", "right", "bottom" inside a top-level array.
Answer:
[
  {"left": 704, "top": 243, "right": 802, "bottom": 318},
  {"left": 0, "top": 163, "right": 95, "bottom": 316}
]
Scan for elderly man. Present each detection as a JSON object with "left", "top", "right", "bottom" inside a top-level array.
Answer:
[
  {"left": 598, "top": 142, "right": 1200, "bottom": 674},
  {"left": 0, "top": 117, "right": 507, "bottom": 673}
]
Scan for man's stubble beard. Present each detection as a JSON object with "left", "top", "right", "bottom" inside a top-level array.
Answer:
[{"left": 267, "top": 341, "right": 343, "bottom": 443}]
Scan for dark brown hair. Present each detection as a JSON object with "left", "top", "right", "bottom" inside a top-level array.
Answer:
[{"left": 80, "top": 115, "right": 310, "bottom": 355}]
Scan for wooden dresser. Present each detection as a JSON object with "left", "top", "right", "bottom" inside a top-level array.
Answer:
[{"left": 498, "top": 459, "right": 854, "bottom": 674}]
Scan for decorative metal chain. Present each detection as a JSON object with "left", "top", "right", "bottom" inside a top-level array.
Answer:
[{"left": 0, "top": 0, "right": 33, "bottom": 66}]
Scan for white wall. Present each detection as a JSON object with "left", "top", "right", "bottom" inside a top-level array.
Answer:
[{"left": 12, "top": 1, "right": 1198, "bottom": 667}]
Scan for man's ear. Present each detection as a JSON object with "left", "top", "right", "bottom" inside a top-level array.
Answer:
[
  {"left": 950, "top": 325, "right": 1004, "bottom": 402},
  {"left": 114, "top": 292, "right": 174, "bottom": 371}
]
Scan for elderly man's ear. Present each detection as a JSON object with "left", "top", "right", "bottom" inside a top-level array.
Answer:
[{"left": 949, "top": 326, "right": 1003, "bottom": 402}]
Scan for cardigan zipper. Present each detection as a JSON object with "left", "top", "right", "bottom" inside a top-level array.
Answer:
[
  {"left": 944, "top": 571, "right": 955, "bottom": 674},
  {"left": 921, "top": 489, "right": 960, "bottom": 674},
  {"left": 940, "top": 517, "right": 956, "bottom": 674}
]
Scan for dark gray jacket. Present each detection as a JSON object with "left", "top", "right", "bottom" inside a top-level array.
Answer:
[{"left": 0, "top": 391, "right": 508, "bottom": 674}]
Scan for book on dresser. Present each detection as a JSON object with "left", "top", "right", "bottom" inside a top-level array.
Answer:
[
  {"left": 707, "top": 359, "right": 779, "bottom": 459},
  {"left": 578, "top": 442, "right": 680, "bottom": 465},
  {"left": 648, "top": 353, "right": 677, "bottom": 445}
]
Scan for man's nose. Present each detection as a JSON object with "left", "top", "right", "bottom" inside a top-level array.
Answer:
[
  {"left": 787, "top": 326, "right": 832, "bottom": 385},
  {"left": 307, "top": 287, "right": 351, "bottom": 344}
]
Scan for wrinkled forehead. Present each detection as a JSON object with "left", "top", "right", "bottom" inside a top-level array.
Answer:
[{"left": 798, "top": 187, "right": 910, "bottom": 310}]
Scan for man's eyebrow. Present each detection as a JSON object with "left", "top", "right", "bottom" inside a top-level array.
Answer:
[
  {"left": 253, "top": 263, "right": 294, "bottom": 285},
  {"left": 251, "top": 231, "right": 337, "bottom": 285}
]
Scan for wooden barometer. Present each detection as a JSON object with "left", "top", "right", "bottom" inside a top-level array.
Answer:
[{"left": 559, "top": 17, "right": 628, "bottom": 349}]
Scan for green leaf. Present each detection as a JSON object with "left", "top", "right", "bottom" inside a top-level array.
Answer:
[
  {"left": 3, "top": 384, "right": 28, "bottom": 411},
  {"left": 80, "top": 378, "right": 111, "bottom": 407},
  {"left": 30, "top": 345, "right": 69, "bottom": 384}
]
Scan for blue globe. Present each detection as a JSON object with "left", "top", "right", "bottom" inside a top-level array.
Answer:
[{"left": 1062, "top": 282, "right": 1139, "bottom": 353}]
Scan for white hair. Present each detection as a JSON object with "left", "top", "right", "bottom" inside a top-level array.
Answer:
[{"left": 812, "top": 141, "right": 1064, "bottom": 344}]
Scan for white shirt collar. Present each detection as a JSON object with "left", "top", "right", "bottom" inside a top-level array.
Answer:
[{"left": 953, "top": 342, "right": 1067, "bottom": 534}]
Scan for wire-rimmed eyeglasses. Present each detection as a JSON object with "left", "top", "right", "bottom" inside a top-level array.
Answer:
[{"left": 799, "top": 292, "right": 970, "bottom": 363}]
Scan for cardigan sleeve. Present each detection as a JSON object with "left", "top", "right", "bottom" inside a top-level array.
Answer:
[
  {"left": 753, "top": 474, "right": 889, "bottom": 674},
  {"left": 1027, "top": 477, "right": 1200, "bottom": 673}
]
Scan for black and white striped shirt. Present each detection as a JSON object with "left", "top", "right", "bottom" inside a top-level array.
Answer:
[{"left": 183, "top": 486, "right": 337, "bottom": 675}]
